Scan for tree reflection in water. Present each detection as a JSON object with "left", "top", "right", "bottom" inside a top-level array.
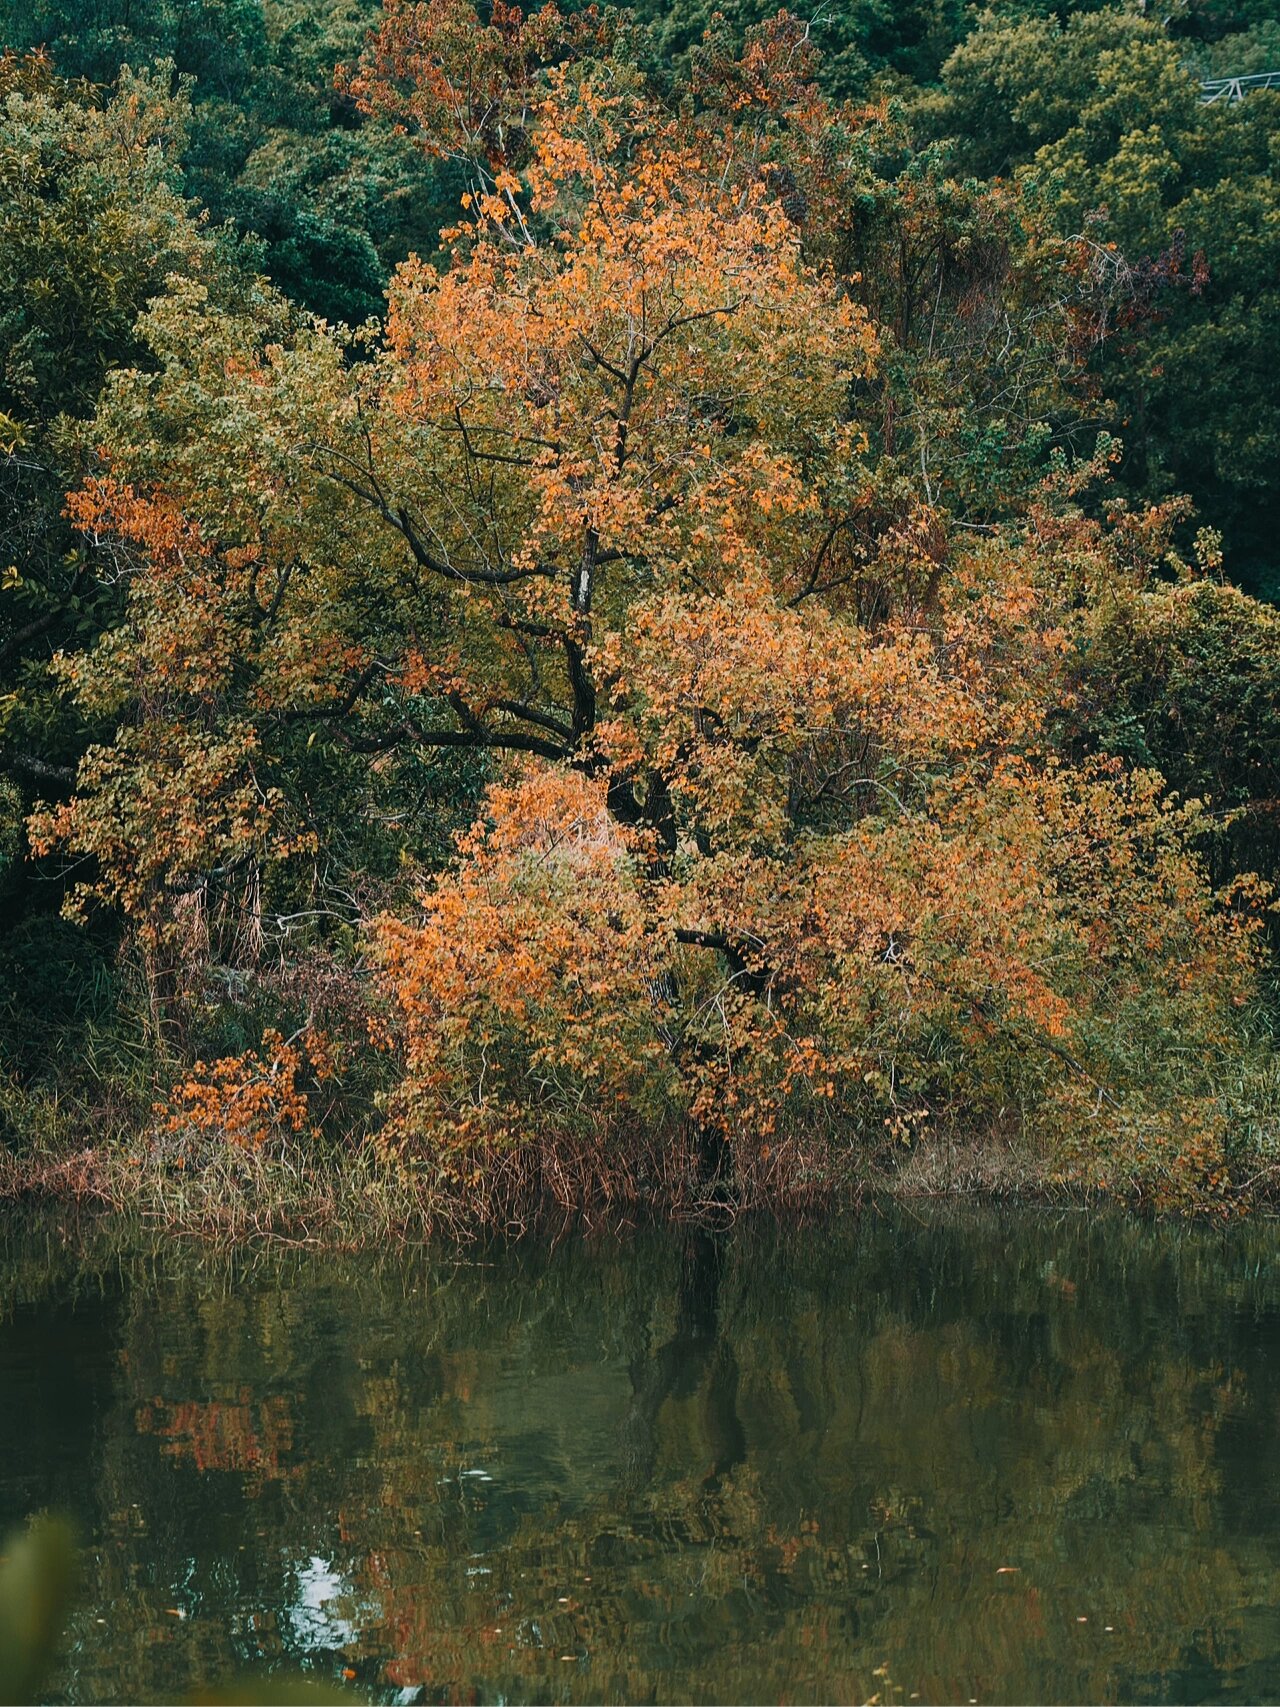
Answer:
[{"left": 2, "top": 1207, "right": 1279, "bottom": 1704}]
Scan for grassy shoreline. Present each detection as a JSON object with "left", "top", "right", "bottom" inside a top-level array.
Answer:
[{"left": 0, "top": 1122, "right": 1233, "bottom": 1248}]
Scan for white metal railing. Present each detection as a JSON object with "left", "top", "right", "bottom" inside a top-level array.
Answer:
[{"left": 1200, "top": 70, "right": 1280, "bottom": 103}]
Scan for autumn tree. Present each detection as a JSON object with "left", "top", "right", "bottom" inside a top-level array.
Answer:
[
  {"left": 31, "top": 9, "right": 1275, "bottom": 1205},
  {"left": 0, "top": 53, "right": 280, "bottom": 1122}
]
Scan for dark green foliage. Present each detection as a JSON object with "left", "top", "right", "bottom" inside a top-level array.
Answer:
[
  {"left": 814, "top": 126, "right": 1092, "bottom": 524},
  {"left": 0, "top": 55, "right": 241, "bottom": 906},
  {"left": 0, "top": 0, "right": 268, "bottom": 88},
  {"left": 0, "top": 0, "right": 456, "bottom": 323},
  {"left": 924, "top": 8, "right": 1280, "bottom": 591},
  {"left": 0, "top": 58, "right": 257, "bottom": 1125},
  {"left": 1067, "top": 581, "right": 1280, "bottom": 896},
  {"left": 618, "top": 0, "right": 970, "bottom": 98}
]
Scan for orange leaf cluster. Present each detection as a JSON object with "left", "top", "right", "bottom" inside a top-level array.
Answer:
[{"left": 157, "top": 1029, "right": 329, "bottom": 1150}]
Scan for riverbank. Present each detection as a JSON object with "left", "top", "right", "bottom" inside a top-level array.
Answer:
[{"left": 0, "top": 1119, "right": 1256, "bottom": 1247}]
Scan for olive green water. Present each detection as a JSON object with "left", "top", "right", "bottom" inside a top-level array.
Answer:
[{"left": 3, "top": 1206, "right": 1280, "bottom": 1705}]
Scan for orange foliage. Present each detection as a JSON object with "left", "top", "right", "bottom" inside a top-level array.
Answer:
[
  {"left": 340, "top": 0, "right": 603, "bottom": 172},
  {"left": 136, "top": 1390, "right": 297, "bottom": 1484},
  {"left": 158, "top": 1029, "right": 332, "bottom": 1150},
  {"left": 373, "top": 770, "right": 674, "bottom": 1147},
  {"left": 30, "top": 8, "right": 1273, "bottom": 1205}
]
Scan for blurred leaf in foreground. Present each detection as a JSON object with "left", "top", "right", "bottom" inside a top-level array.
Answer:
[{"left": 0, "top": 1515, "right": 77, "bottom": 1707}]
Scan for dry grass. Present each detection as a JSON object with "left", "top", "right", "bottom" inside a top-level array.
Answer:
[
  {"left": 2, "top": 1116, "right": 1259, "bottom": 1248},
  {"left": 872, "top": 1124, "right": 1067, "bottom": 1202},
  {"left": 0, "top": 1121, "right": 875, "bottom": 1246}
]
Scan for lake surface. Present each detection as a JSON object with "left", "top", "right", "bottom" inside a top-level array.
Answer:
[{"left": 2, "top": 1205, "right": 1280, "bottom": 1704}]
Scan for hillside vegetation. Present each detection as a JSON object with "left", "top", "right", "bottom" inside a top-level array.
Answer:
[{"left": 1, "top": 0, "right": 1278, "bottom": 1224}]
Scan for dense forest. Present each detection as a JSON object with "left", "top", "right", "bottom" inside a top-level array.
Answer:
[{"left": 1, "top": 0, "right": 1278, "bottom": 1226}]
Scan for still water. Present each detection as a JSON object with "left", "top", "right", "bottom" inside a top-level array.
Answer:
[{"left": 2, "top": 1206, "right": 1279, "bottom": 1705}]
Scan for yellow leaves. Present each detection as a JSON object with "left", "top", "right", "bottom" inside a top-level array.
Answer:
[
  {"left": 367, "top": 696, "right": 1267, "bottom": 1177},
  {"left": 613, "top": 560, "right": 995, "bottom": 859},
  {"left": 341, "top": 0, "right": 578, "bottom": 166},
  {"left": 28, "top": 720, "right": 293, "bottom": 946}
]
